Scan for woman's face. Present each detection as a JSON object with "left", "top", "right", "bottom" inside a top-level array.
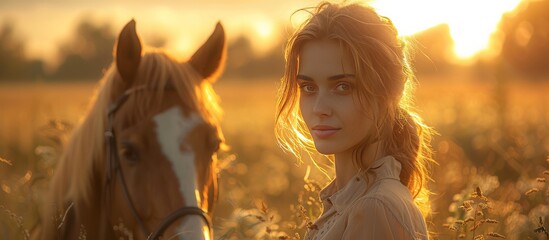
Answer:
[{"left": 298, "top": 40, "right": 374, "bottom": 156}]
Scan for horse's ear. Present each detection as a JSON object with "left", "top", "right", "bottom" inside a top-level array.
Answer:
[
  {"left": 115, "top": 19, "right": 142, "bottom": 84},
  {"left": 189, "top": 22, "right": 226, "bottom": 80}
]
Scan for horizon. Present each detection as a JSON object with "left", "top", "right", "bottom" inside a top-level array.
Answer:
[{"left": 0, "top": 0, "right": 526, "bottom": 65}]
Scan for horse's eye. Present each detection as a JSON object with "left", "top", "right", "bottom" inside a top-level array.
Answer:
[
  {"left": 212, "top": 138, "right": 221, "bottom": 152},
  {"left": 120, "top": 142, "right": 140, "bottom": 162},
  {"left": 207, "top": 126, "right": 221, "bottom": 153}
]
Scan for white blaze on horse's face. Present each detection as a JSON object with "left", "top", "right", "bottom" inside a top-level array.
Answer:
[{"left": 154, "top": 107, "right": 209, "bottom": 240}]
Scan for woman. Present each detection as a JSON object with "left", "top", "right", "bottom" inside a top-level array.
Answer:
[{"left": 275, "top": 2, "right": 434, "bottom": 239}]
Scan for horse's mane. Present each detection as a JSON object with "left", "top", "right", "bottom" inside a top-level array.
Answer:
[{"left": 49, "top": 49, "right": 224, "bottom": 207}]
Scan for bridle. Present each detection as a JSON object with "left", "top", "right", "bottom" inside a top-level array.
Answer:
[{"left": 103, "top": 85, "right": 215, "bottom": 239}]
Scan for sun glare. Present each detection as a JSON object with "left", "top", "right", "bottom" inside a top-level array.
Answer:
[
  {"left": 249, "top": 19, "right": 279, "bottom": 55},
  {"left": 255, "top": 20, "right": 274, "bottom": 39},
  {"left": 371, "top": 0, "right": 523, "bottom": 59}
]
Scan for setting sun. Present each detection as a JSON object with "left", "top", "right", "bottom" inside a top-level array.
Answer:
[
  {"left": 255, "top": 20, "right": 274, "bottom": 39},
  {"left": 371, "top": 0, "right": 523, "bottom": 59},
  {"left": 250, "top": 19, "right": 279, "bottom": 55}
]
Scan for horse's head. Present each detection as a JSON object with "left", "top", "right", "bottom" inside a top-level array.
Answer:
[{"left": 103, "top": 20, "right": 225, "bottom": 239}]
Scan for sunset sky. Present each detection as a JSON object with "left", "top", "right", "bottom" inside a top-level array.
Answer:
[{"left": 0, "top": 0, "right": 525, "bottom": 64}]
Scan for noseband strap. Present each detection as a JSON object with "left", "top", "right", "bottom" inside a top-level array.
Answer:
[
  {"left": 105, "top": 85, "right": 213, "bottom": 239},
  {"left": 148, "top": 207, "right": 212, "bottom": 240}
]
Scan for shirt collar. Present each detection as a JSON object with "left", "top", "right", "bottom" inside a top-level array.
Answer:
[{"left": 318, "top": 155, "right": 402, "bottom": 212}]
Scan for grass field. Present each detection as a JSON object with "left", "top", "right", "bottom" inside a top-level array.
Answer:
[{"left": 1, "top": 74, "right": 549, "bottom": 239}]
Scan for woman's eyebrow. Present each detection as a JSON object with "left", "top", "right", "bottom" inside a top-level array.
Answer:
[
  {"left": 328, "top": 74, "right": 355, "bottom": 80},
  {"left": 296, "top": 74, "right": 313, "bottom": 81},
  {"left": 297, "top": 73, "right": 356, "bottom": 81}
]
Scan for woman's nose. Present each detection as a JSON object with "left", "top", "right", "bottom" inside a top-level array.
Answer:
[{"left": 313, "top": 92, "right": 332, "bottom": 117}]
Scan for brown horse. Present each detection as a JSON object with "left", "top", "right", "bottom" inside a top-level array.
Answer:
[{"left": 34, "top": 20, "right": 226, "bottom": 240}]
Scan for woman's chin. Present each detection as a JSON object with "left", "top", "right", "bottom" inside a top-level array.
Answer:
[{"left": 313, "top": 144, "right": 336, "bottom": 155}]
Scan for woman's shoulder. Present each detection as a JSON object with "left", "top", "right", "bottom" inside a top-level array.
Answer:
[
  {"left": 368, "top": 177, "right": 413, "bottom": 201},
  {"left": 357, "top": 178, "right": 422, "bottom": 217},
  {"left": 346, "top": 180, "right": 428, "bottom": 239}
]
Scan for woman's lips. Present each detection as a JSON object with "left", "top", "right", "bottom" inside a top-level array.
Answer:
[{"left": 311, "top": 125, "right": 341, "bottom": 139}]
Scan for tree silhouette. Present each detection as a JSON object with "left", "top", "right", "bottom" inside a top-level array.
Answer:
[
  {"left": 499, "top": 0, "right": 549, "bottom": 77},
  {"left": 0, "top": 21, "right": 44, "bottom": 81},
  {"left": 225, "top": 35, "right": 255, "bottom": 78},
  {"left": 410, "top": 24, "right": 455, "bottom": 75},
  {"left": 52, "top": 18, "right": 115, "bottom": 80},
  {"left": 224, "top": 34, "right": 285, "bottom": 80}
]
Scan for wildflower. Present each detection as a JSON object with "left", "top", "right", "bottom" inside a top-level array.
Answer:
[
  {"left": 483, "top": 218, "right": 499, "bottom": 224},
  {"left": 476, "top": 186, "right": 483, "bottom": 198},
  {"left": 478, "top": 202, "right": 490, "bottom": 210},
  {"left": 534, "top": 216, "right": 548, "bottom": 239},
  {"left": 261, "top": 201, "right": 268, "bottom": 214},
  {"left": 464, "top": 217, "right": 475, "bottom": 224},
  {"left": 470, "top": 221, "right": 482, "bottom": 231},
  {"left": 525, "top": 188, "right": 540, "bottom": 195},
  {"left": 460, "top": 200, "right": 474, "bottom": 211},
  {"left": 255, "top": 215, "right": 266, "bottom": 222},
  {"left": 473, "top": 235, "right": 485, "bottom": 240},
  {"left": 486, "top": 232, "right": 506, "bottom": 238},
  {"left": 0, "top": 156, "right": 12, "bottom": 166}
]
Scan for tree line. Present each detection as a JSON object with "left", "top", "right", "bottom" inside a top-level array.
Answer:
[{"left": 1, "top": 0, "right": 548, "bottom": 81}]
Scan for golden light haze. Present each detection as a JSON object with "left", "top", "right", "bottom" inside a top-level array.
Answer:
[
  {"left": 371, "top": 0, "right": 523, "bottom": 59},
  {"left": 0, "top": 0, "right": 526, "bottom": 63}
]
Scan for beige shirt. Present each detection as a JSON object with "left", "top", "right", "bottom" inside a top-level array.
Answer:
[{"left": 304, "top": 156, "right": 428, "bottom": 240}]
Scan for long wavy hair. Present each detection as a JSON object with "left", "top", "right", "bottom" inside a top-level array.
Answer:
[{"left": 275, "top": 1, "right": 434, "bottom": 216}]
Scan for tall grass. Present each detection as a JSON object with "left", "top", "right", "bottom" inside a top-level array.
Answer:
[{"left": 1, "top": 75, "right": 548, "bottom": 239}]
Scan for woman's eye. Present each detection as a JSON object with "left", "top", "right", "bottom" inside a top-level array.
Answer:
[
  {"left": 299, "top": 84, "right": 316, "bottom": 93},
  {"left": 335, "top": 83, "right": 352, "bottom": 92},
  {"left": 120, "top": 142, "right": 139, "bottom": 162}
]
